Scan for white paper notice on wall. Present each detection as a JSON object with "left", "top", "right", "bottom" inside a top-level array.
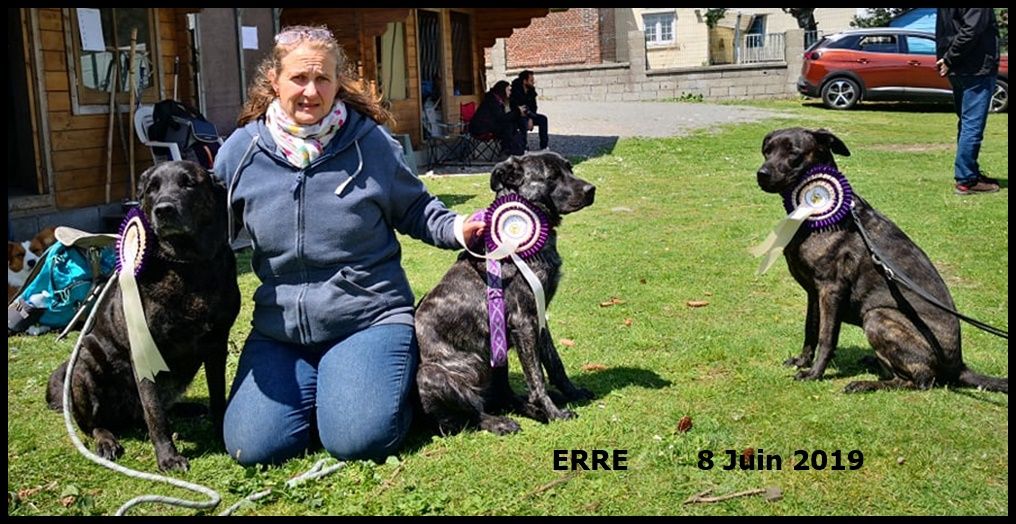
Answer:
[
  {"left": 242, "top": 26, "right": 259, "bottom": 50},
  {"left": 77, "top": 8, "right": 107, "bottom": 52}
]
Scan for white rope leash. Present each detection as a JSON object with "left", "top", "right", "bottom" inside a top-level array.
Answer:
[{"left": 218, "top": 459, "right": 346, "bottom": 516}]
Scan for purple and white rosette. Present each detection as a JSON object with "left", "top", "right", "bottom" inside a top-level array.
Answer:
[
  {"left": 484, "top": 193, "right": 549, "bottom": 260},
  {"left": 751, "top": 165, "right": 855, "bottom": 275},
  {"left": 782, "top": 164, "right": 853, "bottom": 231},
  {"left": 116, "top": 206, "right": 169, "bottom": 383},
  {"left": 116, "top": 206, "right": 153, "bottom": 276}
]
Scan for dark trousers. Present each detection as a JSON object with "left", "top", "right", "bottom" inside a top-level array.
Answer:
[{"left": 517, "top": 113, "right": 549, "bottom": 150}]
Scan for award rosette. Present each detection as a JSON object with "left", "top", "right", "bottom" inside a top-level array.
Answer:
[
  {"left": 117, "top": 207, "right": 169, "bottom": 383},
  {"left": 484, "top": 193, "right": 550, "bottom": 261},
  {"left": 751, "top": 165, "right": 854, "bottom": 275}
]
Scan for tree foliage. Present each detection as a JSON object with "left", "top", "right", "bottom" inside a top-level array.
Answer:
[
  {"left": 850, "top": 8, "right": 912, "bottom": 28},
  {"left": 781, "top": 8, "right": 818, "bottom": 31},
  {"left": 705, "top": 8, "right": 728, "bottom": 29}
]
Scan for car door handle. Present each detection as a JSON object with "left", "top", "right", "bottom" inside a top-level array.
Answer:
[
  {"left": 856, "top": 58, "right": 870, "bottom": 64},
  {"left": 908, "top": 60, "right": 921, "bottom": 66}
]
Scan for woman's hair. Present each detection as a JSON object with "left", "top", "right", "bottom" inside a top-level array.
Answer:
[
  {"left": 237, "top": 25, "right": 391, "bottom": 126},
  {"left": 490, "top": 80, "right": 511, "bottom": 99}
]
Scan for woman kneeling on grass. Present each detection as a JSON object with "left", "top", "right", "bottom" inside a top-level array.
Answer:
[{"left": 213, "top": 25, "right": 484, "bottom": 466}]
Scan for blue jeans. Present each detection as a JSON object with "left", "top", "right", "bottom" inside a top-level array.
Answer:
[
  {"left": 949, "top": 74, "right": 996, "bottom": 184},
  {"left": 223, "top": 323, "right": 418, "bottom": 466}
]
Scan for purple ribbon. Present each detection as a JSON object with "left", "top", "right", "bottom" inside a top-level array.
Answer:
[{"left": 486, "top": 258, "right": 508, "bottom": 367}]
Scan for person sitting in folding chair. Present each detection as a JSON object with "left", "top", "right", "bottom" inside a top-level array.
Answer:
[{"left": 468, "top": 81, "right": 525, "bottom": 157}]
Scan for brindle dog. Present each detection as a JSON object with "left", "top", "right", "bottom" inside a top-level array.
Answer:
[
  {"left": 416, "top": 151, "right": 596, "bottom": 435},
  {"left": 756, "top": 127, "right": 1006, "bottom": 393},
  {"left": 47, "top": 161, "right": 241, "bottom": 470}
]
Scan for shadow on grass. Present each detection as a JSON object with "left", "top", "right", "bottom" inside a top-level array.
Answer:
[
  {"left": 400, "top": 366, "right": 670, "bottom": 455},
  {"left": 813, "top": 345, "right": 880, "bottom": 380},
  {"left": 234, "top": 247, "right": 253, "bottom": 277},
  {"left": 435, "top": 193, "right": 481, "bottom": 208},
  {"left": 538, "top": 134, "right": 619, "bottom": 166}
]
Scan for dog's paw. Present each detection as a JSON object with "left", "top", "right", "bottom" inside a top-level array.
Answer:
[
  {"left": 844, "top": 381, "right": 876, "bottom": 393},
  {"left": 480, "top": 416, "right": 522, "bottom": 435},
  {"left": 783, "top": 355, "right": 812, "bottom": 368},
  {"left": 95, "top": 439, "right": 125, "bottom": 461},
  {"left": 794, "top": 369, "right": 823, "bottom": 381},
  {"left": 548, "top": 408, "right": 578, "bottom": 421},
  {"left": 157, "top": 453, "right": 190, "bottom": 472}
]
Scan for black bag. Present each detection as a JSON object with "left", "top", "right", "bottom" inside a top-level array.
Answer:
[{"left": 148, "top": 100, "right": 221, "bottom": 170}]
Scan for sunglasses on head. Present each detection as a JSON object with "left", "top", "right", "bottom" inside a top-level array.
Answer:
[{"left": 274, "top": 27, "right": 335, "bottom": 45}]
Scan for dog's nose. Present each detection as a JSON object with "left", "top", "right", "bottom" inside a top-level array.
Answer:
[
  {"left": 27, "top": 259, "right": 36, "bottom": 269},
  {"left": 756, "top": 167, "right": 772, "bottom": 184},
  {"left": 583, "top": 184, "right": 596, "bottom": 204},
  {"left": 153, "top": 202, "right": 179, "bottom": 222}
]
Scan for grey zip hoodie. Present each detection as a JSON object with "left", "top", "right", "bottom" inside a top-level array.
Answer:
[{"left": 213, "top": 108, "right": 462, "bottom": 345}]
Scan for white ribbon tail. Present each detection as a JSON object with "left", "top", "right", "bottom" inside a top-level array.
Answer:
[
  {"left": 119, "top": 269, "right": 169, "bottom": 383},
  {"left": 750, "top": 205, "right": 815, "bottom": 276},
  {"left": 510, "top": 253, "right": 547, "bottom": 332}
]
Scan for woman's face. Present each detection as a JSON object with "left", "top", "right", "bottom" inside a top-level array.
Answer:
[{"left": 270, "top": 44, "right": 339, "bottom": 125}]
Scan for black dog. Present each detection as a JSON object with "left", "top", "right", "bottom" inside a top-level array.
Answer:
[
  {"left": 757, "top": 127, "right": 1007, "bottom": 393},
  {"left": 416, "top": 151, "right": 596, "bottom": 435},
  {"left": 47, "top": 161, "right": 241, "bottom": 470}
]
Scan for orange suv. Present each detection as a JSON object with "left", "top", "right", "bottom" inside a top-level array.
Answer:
[{"left": 798, "top": 28, "right": 1008, "bottom": 112}]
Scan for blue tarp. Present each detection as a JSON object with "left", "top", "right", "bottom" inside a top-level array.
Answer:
[{"left": 890, "top": 8, "right": 936, "bottom": 34}]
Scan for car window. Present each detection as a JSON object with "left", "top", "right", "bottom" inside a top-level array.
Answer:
[
  {"left": 824, "top": 35, "right": 861, "bottom": 50},
  {"left": 904, "top": 35, "right": 936, "bottom": 55},
  {"left": 857, "top": 34, "right": 899, "bottom": 54}
]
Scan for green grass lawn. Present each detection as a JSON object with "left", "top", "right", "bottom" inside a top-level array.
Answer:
[{"left": 8, "top": 100, "right": 1008, "bottom": 516}]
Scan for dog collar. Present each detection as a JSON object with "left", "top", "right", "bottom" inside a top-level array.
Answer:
[
  {"left": 781, "top": 165, "right": 853, "bottom": 231},
  {"left": 751, "top": 165, "right": 854, "bottom": 276},
  {"left": 116, "top": 207, "right": 169, "bottom": 384}
]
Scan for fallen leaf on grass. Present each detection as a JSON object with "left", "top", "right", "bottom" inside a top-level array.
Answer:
[
  {"left": 704, "top": 291, "right": 714, "bottom": 296},
  {"left": 60, "top": 496, "right": 76, "bottom": 508},
  {"left": 581, "top": 363, "right": 608, "bottom": 372},
  {"left": 742, "top": 447, "right": 755, "bottom": 461},
  {"left": 764, "top": 487, "right": 783, "bottom": 502},
  {"left": 599, "top": 297, "right": 626, "bottom": 308},
  {"left": 623, "top": 318, "right": 633, "bottom": 327},
  {"left": 559, "top": 338, "right": 575, "bottom": 348},
  {"left": 686, "top": 300, "right": 709, "bottom": 308},
  {"left": 676, "top": 415, "right": 693, "bottom": 433},
  {"left": 639, "top": 279, "right": 647, "bottom": 285}
]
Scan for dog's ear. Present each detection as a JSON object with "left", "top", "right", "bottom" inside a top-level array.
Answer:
[
  {"left": 761, "top": 130, "right": 777, "bottom": 154},
  {"left": 136, "top": 165, "right": 160, "bottom": 200},
  {"left": 490, "top": 156, "right": 524, "bottom": 192},
  {"left": 811, "top": 129, "right": 851, "bottom": 157}
]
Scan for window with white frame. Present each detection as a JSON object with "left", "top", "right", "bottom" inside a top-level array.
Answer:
[{"left": 643, "top": 13, "right": 675, "bottom": 46}]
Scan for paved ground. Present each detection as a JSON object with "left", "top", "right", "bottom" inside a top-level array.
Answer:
[{"left": 422, "top": 100, "right": 786, "bottom": 175}]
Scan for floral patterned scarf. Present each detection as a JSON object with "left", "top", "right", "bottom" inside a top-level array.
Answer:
[{"left": 265, "top": 98, "right": 347, "bottom": 168}]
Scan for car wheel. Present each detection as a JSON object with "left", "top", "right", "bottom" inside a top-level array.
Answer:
[
  {"left": 821, "top": 77, "right": 860, "bottom": 110},
  {"left": 990, "top": 79, "right": 1008, "bottom": 113}
]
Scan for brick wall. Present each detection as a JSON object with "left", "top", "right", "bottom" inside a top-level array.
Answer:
[
  {"left": 505, "top": 8, "right": 601, "bottom": 69},
  {"left": 487, "top": 29, "right": 807, "bottom": 103}
]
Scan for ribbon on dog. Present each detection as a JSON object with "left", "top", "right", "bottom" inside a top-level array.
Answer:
[
  {"left": 750, "top": 165, "right": 854, "bottom": 275},
  {"left": 455, "top": 194, "right": 550, "bottom": 367},
  {"left": 116, "top": 207, "right": 169, "bottom": 384}
]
